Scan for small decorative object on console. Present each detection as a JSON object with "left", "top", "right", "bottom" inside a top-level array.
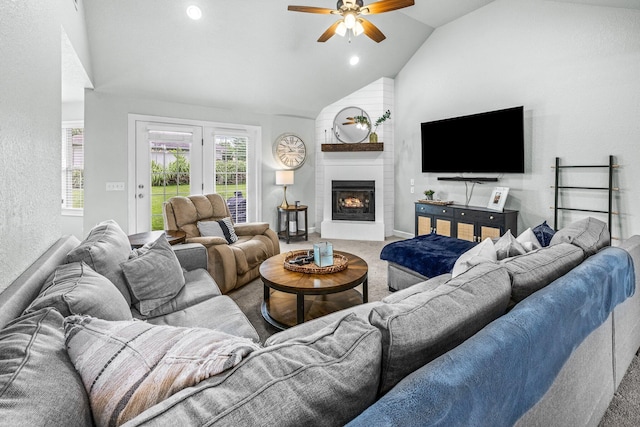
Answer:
[
  {"left": 488, "top": 186, "right": 510, "bottom": 212},
  {"left": 423, "top": 189, "right": 435, "bottom": 200}
]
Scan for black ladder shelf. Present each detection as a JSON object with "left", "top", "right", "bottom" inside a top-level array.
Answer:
[{"left": 552, "top": 155, "right": 619, "bottom": 235}]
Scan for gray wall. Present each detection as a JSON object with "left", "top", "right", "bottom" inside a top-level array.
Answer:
[
  {"left": 394, "top": 0, "right": 640, "bottom": 239},
  {"left": 83, "top": 91, "right": 316, "bottom": 235}
]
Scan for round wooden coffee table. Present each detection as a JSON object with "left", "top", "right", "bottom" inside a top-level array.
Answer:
[{"left": 260, "top": 251, "right": 368, "bottom": 330}]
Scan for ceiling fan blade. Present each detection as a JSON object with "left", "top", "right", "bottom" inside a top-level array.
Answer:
[
  {"left": 361, "top": 0, "right": 414, "bottom": 15},
  {"left": 318, "top": 20, "right": 342, "bottom": 42},
  {"left": 288, "top": 5, "right": 337, "bottom": 14},
  {"left": 360, "top": 18, "right": 386, "bottom": 43}
]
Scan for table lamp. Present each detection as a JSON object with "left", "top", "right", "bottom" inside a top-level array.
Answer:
[{"left": 276, "top": 170, "right": 294, "bottom": 208}]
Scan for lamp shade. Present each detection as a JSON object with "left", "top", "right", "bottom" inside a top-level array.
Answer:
[{"left": 275, "top": 170, "right": 294, "bottom": 186}]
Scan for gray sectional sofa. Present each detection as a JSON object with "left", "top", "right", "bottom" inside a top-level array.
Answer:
[{"left": 1, "top": 217, "right": 639, "bottom": 426}]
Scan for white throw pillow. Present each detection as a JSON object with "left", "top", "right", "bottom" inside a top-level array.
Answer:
[
  {"left": 451, "top": 238, "right": 497, "bottom": 277},
  {"left": 516, "top": 227, "right": 542, "bottom": 252},
  {"left": 494, "top": 230, "right": 527, "bottom": 260}
]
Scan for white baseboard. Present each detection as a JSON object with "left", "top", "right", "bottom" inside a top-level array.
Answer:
[{"left": 393, "top": 229, "right": 414, "bottom": 239}]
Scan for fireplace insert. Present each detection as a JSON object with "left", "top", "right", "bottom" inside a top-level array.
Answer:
[{"left": 332, "top": 180, "right": 375, "bottom": 221}]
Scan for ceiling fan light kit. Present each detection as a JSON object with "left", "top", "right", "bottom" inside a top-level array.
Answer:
[{"left": 288, "top": 0, "right": 414, "bottom": 43}]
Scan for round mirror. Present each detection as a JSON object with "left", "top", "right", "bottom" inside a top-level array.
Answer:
[{"left": 333, "top": 106, "right": 371, "bottom": 143}]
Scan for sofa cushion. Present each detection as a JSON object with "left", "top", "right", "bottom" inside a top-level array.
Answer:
[
  {"left": 532, "top": 220, "right": 556, "bottom": 247},
  {"left": 132, "top": 269, "right": 221, "bottom": 319},
  {"left": 550, "top": 217, "right": 610, "bottom": 256},
  {"left": 369, "top": 262, "right": 512, "bottom": 395},
  {"left": 382, "top": 274, "right": 452, "bottom": 304},
  {"left": 24, "top": 261, "right": 131, "bottom": 321},
  {"left": 451, "top": 237, "right": 497, "bottom": 277},
  {"left": 121, "top": 235, "right": 186, "bottom": 315},
  {"left": 230, "top": 235, "right": 272, "bottom": 274},
  {"left": 0, "top": 308, "right": 92, "bottom": 426},
  {"left": 500, "top": 242, "right": 585, "bottom": 303},
  {"left": 64, "top": 315, "right": 261, "bottom": 427},
  {"left": 495, "top": 230, "right": 527, "bottom": 260},
  {"left": 65, "top": 219, "right": 134, "bottom": 305},
  {"left": 122, "top": 314, "right": 381, "bottom": 427},
  {"left": 143, "top": 295, "right": 260, "bottom": 342}
]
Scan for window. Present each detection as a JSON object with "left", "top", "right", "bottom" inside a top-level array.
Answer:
[
  {"left": 62, "top": 122, "right": 84, "bottom": 213},
  {"left": 215, "top": 135, "right": 248, "bottom": 224},
  {"left": 147, "top": 128, "right": 194, "bottom": 230}
]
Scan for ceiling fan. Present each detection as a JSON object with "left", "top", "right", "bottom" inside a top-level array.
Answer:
[{"left": 288, "top": 0, "right": 415, "bottom": 43}]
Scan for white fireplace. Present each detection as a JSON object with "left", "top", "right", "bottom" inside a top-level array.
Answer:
[{"left": 319, "top": 153, "right": 388, "bottom": 241}]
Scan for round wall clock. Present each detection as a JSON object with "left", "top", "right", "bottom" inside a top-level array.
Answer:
[{"left": 273, "top": 133, "right": 307, "bottom": 169}]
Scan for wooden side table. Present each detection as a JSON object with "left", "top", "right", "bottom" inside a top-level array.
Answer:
[
  {"left": 127, "top": 230, "right": 186, "bottom": 249},
  {"left": 277, "top": 205, "right": 308, "bottom": 243}
]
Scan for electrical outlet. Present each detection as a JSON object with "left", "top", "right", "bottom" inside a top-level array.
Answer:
[
  {"left": 106, "top": 182, "right": 125, "bottom": 191},
  {"left": 410, "top": 179, "right": 415, "bottom": 185},
  {"left": 410, "top": 186, "right": 415, "bottom": 194}
]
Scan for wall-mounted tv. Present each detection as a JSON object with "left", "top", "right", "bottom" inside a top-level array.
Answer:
[{"left": 421, "top": 106, "right": 525, "bottom": 174}]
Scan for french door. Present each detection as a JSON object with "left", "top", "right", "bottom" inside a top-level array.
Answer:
[
  {"left": 135, "top": 121, "right": 203, "bottom": 232},
  {"left": 131, "top": 116, "right": 261, "bottom": 233}
]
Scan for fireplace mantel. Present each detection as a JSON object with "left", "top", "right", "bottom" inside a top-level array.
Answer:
[{"left": 321, "top": 143, "right": 384, "bottom": 152}]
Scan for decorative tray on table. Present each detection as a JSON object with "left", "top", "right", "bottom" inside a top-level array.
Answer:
[{"left": 283, "top": 250, "right": 348, "bottom": 274}]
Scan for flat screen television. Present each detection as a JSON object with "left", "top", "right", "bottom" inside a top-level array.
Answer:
[{"left": 421, "top": 106, "right": 525, "bottom": 174}]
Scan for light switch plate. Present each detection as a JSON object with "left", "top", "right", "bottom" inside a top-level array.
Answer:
[{"left": 106, "top": 182, "right": 125, "bottom": 191}]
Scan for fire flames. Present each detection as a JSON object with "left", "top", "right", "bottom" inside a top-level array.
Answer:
[{"left": 343, "top": 197, "right": 364, "bottom": 208}]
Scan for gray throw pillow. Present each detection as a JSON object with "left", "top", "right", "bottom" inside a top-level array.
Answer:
[
  {"left": 0, "top": 308, "right": 92, "bottom": 426},
  {"left": 65, "top": 219, "right": 133, "bottom": 305},
  {"left": 121, "top": 235, "right": 186, "bottom": 315},
  {"left": 24, "top": 262, "right": 132, "bottom": 320},
  {"left": 550, "top": 217, "right": 610, "bottom": 256}
]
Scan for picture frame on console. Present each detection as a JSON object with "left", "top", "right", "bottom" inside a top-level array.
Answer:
[{"left": 487, "top": 187, "right": 509, "bottom": 212}]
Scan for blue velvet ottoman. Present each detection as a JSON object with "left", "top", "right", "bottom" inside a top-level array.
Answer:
[{"left": 380, "top": 234, "right": 477, "bottom": 291}]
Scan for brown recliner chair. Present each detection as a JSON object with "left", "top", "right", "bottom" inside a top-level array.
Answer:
[{"left": 163, "top": 194, "right": 280, "bottom": 294}]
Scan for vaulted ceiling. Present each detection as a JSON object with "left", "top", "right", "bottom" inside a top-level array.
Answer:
[{"left": 65, "top": 0, "right": 639, "bottom": 119}]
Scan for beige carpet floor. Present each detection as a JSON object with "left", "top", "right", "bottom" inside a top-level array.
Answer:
[{"left": 228, "top": 233, "right": 639, "bottom": 424}]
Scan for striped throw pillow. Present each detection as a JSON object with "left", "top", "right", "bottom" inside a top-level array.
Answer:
[
  {"left": 197, "top": 217, "right": 238, "bottom": 244},
  {"left": 64, "top": 315, "right": 260, "bottom": 427}
]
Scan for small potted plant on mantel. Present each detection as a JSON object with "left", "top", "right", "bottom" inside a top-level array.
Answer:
[
  {"left": 424, "top": 189, "right": 435, "bottom": 201},
  {"left": 369, "top": 110, "right": 391, "bottom": 143}
]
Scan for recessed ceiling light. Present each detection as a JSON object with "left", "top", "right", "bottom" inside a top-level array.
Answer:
[
  {"left": 350, "top": 56, "right": 360, "bottom": 66},
  {"left": 186, "top": 5, "right": 202, "bottom": 20}
]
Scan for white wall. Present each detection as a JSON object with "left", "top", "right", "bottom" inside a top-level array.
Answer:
[
  {"left": 0, "top": 0, "right": 91, "bottom": 291},
  {"left": 394, "top": 0, "right": 640, "bottom": 239},
  {"left": 83, "top": 91, "right": 315, "bottom": 235}
]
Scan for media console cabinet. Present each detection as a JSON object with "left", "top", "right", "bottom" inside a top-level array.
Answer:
[{"left": 415, "top": 202, "right": 518, "bottom": 242}]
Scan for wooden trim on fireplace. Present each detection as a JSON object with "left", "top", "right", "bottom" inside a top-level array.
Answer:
[{"left": 321, "top": 143, "right": 384, "bottom": 152}]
